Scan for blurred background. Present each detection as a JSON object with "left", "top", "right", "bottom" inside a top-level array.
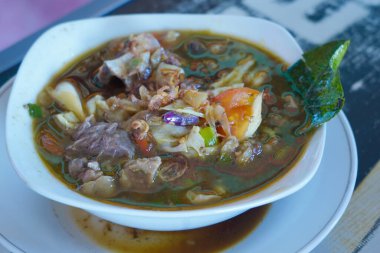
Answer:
[{"left": 0, "top": 0, "right": 90, "bottom": 51}]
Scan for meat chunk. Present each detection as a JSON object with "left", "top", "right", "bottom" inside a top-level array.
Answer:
[
  {"left": 66, "top": 117, "right": 135, "bottom": 160},
  {"left": 95, "top": 33, "right": 160, "bottom": 89},
  {"left": 68, "top": 158, "right": 103, "bottom": 183},
  {"left": 148, "top": 85, "right": 179, "bottom": 110},
  {"left": 80, "top": 176, "right": 117, "bottom": 198},
  {"left": 124, "top": 157, "right": 162, "bottom": 183},
  {"left": 155, "top": 62, "right": 185, "bottom": 87},
  {"left": 81, "top": 169, "right": 103, "bottom": 183},
  {"left": 68, "top": 157, "right": 88, "bottom": 178},
  {"left": 158, "top": 155, "right": 188, "bottom": 182},
  {"left": 104, "top": 51, "right": 151, "bottom": 90},
  {"left": 119, "top": 156, "right": 162, "bottom": 193},
  {"left": 151, "top": 48, "right": 182, "bottom": 68},
  {"left": 129, "top": 33, "right": 160, "bottom": 55}
]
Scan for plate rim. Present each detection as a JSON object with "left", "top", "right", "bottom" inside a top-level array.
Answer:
[
  {"left": 297, "top": 112, "right": 358, "bottom": 253},
  {"left": 0, "top": 77, "right": 25, "bottom": 253}
]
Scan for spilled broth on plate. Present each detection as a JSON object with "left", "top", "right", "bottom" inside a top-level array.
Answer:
[{"left": 72, "top": 204, "right": 270, "bottom": 253}]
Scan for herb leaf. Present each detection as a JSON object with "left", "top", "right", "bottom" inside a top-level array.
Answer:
[
  {"left": 27, "top": 103, "right": 43, "bottom": 118},
  {"left": 285, "top": 40, "right": 350, "bottom": 134}
]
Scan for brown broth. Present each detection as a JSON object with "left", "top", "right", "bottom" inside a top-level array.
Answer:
[
  {"left": 34, "top": 30, "right": 315, "bottom": 209},
  {"left": 72, "top": 205, "right": 271, "bottom": 253}
]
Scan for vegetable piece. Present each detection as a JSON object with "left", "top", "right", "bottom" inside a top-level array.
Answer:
[
  {"left": 211, "top": 55, "right": 255, "bottom": 88},
  {"left": 130, "top": 119, "right": 155, "bottom": 156},
  {"left": 183, "top": 90, "right": 208, "bottom": 108},
  {"left": 53, "top": 112, "right": 79, "bottom": 132},
  {"left": 209, "top": 83, "right": 244, "bottom": 97},
  {"left": 27, "top": 103, "right": 43, "bottom": 118},
  {"left": 135, "top": 137, "right": 153, "bottom": 156},
  {"left": 244, "top": 70, "right": 271, "bottom": 87},
  {"left": 151, "top": 124, "right": 190, "bottom": 152},
  {"left": 156, "top": 62, "right": 185, "bottom": 87},
  {"left": 186, "top": 186, "right": 221, "bottom": 204},
  {"left": 150, "top": 48, "right": 165, "bottom": 67},
  {"left": 151, "top": 124, "right": 205, "bottom": 156},
  {"left": 186, "top": 126, "right": 206, "bottom": 156},
  {"left": 162, "top": 111, "right": 199, "bottom": 126},
  {"left": 47, "top": 80, "right": 86, "bottom": 120},
  {"left": 161, "top": 31, "right": 180, "bottom": 43},
  {"left": 86, "top": 94, "right": 105, "bottom": 115},
  {"left": 36, "top": 90, "right": 53, "bottom": 107},
  {"left": 220, "top": 136, "right": 239, "bottom": 162},
  {"left": 199, "top": 126, "right": 218, "bottom": 147},
  {"left": 213, "top": 87, "right": 263, "bottom": 140},
  {"left": 205, "top": 104, "right": 231, "bottom": 137},
  {"left": 38, "top": 130, "right": 64, "bottom": 156},
  {"left": 285, "top": 40, "right": 350, "bottom": 134},
  {"left": 161, "top": 99, "right": 204, "bottom": 117}
]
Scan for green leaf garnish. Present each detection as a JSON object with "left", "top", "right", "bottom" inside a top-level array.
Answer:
[
  {"left": 27, "top": 103, "right": 43, "bottom": 118},
  {"left": 285, "top": 40, "right": 350, "bottom": 134}
]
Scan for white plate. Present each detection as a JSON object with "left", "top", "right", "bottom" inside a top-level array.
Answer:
[{"left": 0, "top": 79, "right": 357, "bottom": 253}]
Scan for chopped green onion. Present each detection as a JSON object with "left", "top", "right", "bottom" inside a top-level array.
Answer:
[
  {"left": 27, "top": 103, "right": 43, "bottom": 118},
  {"left": 200, "top": 126, "right": 218, "bottom": 147}
]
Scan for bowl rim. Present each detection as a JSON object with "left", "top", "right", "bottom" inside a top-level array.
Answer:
[{"left": 6, "top": 13, "right": 326, "bottom": 217}]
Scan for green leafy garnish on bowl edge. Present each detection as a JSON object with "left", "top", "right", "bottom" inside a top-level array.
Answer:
[{"left": 285, "top": 40, "right": 350, "bottom": 134}]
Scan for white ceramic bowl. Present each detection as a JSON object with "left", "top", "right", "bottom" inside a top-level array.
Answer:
[{"left": 6, "top": 14, "right": 326, "bottom": 231}]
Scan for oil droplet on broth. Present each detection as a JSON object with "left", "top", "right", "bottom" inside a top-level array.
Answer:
[{"left": 72, "top": 205, "right": 270, "bottom": 253}]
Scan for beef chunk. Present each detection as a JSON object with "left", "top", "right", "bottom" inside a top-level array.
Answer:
[{"left": 66, "top": 117, "right": 135, "bottom": 160}]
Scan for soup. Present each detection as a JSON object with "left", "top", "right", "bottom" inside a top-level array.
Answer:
[{"left": 31, "top": 30, "right": 313, "bottom": 208}]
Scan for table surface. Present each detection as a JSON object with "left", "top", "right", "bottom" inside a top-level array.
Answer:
[{"left": 1, "top": 0, "right": 379, "bottom": 252}]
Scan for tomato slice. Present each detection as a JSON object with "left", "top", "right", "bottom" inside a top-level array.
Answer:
[
  {"left": 214, "top": 88, "right": 260, "bottom": 140},
  {"left": 134, "top": 135, "right": 155, "bottom": 156}
]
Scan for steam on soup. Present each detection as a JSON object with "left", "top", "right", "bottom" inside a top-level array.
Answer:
[{"left": 31, "top": 30, "right": 314, "bottom": 208}]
